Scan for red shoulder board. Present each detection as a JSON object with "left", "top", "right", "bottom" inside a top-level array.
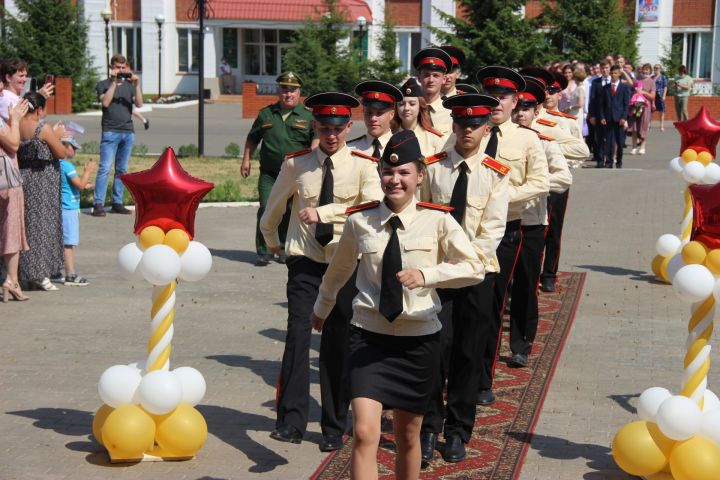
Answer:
[
  {"left": 347, "top": 135, "right": 365, "bottom": 143},
  {"left": 547, "top": 109, "right": 577, "bottom": 120},
  {"left": 536, "top": 118, "right": 557, "bottom": 127},
  {"left": 456, "top": 89, "right": 465, "bottom": 94},
  {"left": 425, "top": 126, "right": 444, "bottom": 138},
  {"left": 346, "top": 200, "right": 381, "bottom": 215},
  {"left": 285, "top": 148, "right": 312, "bottom": 159},
  {"left": 519, "top": 125, "right": 540, "bottom": 134},
  {"left": 482, "top": 156, "right": 510, "bottom": 176},
  {"left": 417, "top": 201, "right": 454, "bottom": 212},
  {"left": 538, "top": 133, "right": 555, "bottom": 142},
  {"left": 425, "top": 151, "right": 448, "bottom": 165},
  {"left": 351, "top": 150, "right": 379, "bottom": 162}
]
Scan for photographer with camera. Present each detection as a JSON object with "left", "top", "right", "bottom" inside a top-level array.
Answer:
[{"left": 92, "top": 54, "right": 143, "bottom": 217}]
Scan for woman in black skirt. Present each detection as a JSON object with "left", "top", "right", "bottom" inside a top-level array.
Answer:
[{"left": 311, "top": 129, "right": 484, "bottom": 479}]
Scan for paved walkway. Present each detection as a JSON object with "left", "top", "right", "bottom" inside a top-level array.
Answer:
[{"left": 1, "top": 125, "right": 718, "bottom": 479}]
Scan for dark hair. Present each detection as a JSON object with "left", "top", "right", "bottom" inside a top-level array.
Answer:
[
  {"left": 1, "top": 58, "right": 28, "bottom": 83},
  {"left": 110, "top": 54, "right": 127, "bottom": 66},
  {"left": 24, "top": 91, "right": 46, "bottom": 112},
  {"left": 678, "top": 65, "right": 687, "bottom": 75},
  {"left": 610, "top": 64, "right": 621, "bottom": 72}
]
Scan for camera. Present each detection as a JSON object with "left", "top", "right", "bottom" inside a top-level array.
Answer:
[{"left": 117, "top": 72, "right": 133, "bottom": 81}]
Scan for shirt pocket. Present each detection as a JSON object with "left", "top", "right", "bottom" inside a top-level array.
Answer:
[
  {"left": 334, "top": 184, "right": 357, "bottom": 205},
  {"left": 358, "top": 237, "right": 383, "bottom": 254},
  {"left": 298, "top": 181, "right": 320, "bottom": 202},
  {"left": 498, "top": 148, "right": 522, "bottom": 163},
  {"left": 403, "top": 236, "right": 437, "bottom": 268},
  {"left": 465, "top": 195, "right": 488, "bottom": 229}
]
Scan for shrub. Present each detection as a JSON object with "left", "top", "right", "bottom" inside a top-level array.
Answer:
[
  {"left": 177, "top": 144, "right": 200, "bottom": 158},
  {"left": 132, "top": 144, "right": 149, "bottom": 157},
  {"left": 224, "top": 142, "right": 241, "bottom": 158}
]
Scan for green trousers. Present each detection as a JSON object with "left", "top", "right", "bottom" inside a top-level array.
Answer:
[{"left": 256, "top": 172, "right": 291, "bottom": 255}]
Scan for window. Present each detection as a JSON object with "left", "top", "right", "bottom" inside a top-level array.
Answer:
[
  {"left": 112, "top": 27, "right": 142, "bottom": 71},
  {"left": 398, "top": 32, "right": 421, "bottom": 73},
  {"left": 178, "top": 28, "right": 200, "bottom": 73},
  {"left": 222, "top": 28, "right": 238, "bottom": 68},
  {"left": 674, "top": 31, "right": 713, "bottom": 79},
  {"left": 242, "top": 29, "right": 292, "bottom": 76}
]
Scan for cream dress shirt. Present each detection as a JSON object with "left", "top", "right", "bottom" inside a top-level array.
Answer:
[
  {"left": 402, "top": 124, "right": 446, "bottom": 157},
  {"left": 427, "top": 95, "right": 453, "bottom": 136},
  {"left": 537, "top": 106, "right": 582, "bottom": 140},
  {"left": 347, "top": 130, "right": 393, "bottom": 159},
  {"left": 531, "top": 118, "right": 590, "bottom": 162}
]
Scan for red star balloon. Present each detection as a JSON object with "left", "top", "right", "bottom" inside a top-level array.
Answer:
[
  {"left": 120, "top": 147, "right": 214, "bottom": 239},
  {"left": 674, "top": 106, "right": 720, "bottom": 157},
  {"left": 689, "top": 182, "right": 720, "bottom": 249}
]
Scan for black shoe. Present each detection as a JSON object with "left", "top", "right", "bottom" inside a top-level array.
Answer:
[
  {"left": 420, "top": 432, "right": 437, "bottom": 467},
  {"left": 319, "top": 434, "right": 343, "bottom": 452},
  {"left": 605, "top": 163, "right": 613, "bottom": 169},
  {"left": 442, "top": 434, "right": 466, "bottom": 463},
  {"left": 616, "top": 162, "right": 622, "bottom": 169},
  {"left": 91, "top": 203, "right": 106, "bottom": 217},
  {"left": 110, "top": 203, "right": 131, "bottom": 214},
  {"left": 255, "top": 254, "right": 272, "bottom": 266},
  {"left": 477, "top": 388, "right": 496, "bottom": 405},
  {"left": 509, "top": 352, "right": 529, "bottom": 368},
  {"left": 269, "top": 424, "right": 302, "bottom": 444},
  {"left": 595, "top": 162, "right": 604, "bottom": 168},
  {"left": 276, "top": 253, "right": 288, "bottom": 264},
  {"left": 540, "top": 277, "right": 555, "bottom": 293},
  {"left": 143, "top": 119, "right": 150, "bottom": 130}
]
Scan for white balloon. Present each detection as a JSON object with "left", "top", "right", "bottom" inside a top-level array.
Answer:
[
  {"left": 704, "top": 390, "right": 720, "bottom": 413},
  {"left": 666, "top": 253, "right": 686, "bottom": 283},
  {"left": 656, "top": 395, "right": 703, "bottom": 440},
  {"left": 117, "top": 242, "right": 144, "bottom": 278},
  {"left": 172, "top": 366, "right": 207, "bottom": 406},
  {"left": 137, "top": 370, "right": 183, "bottom": 415},
  {"left": 673, "top": 264, "right": 715, "bottom": 302},
  {"left": 98, "top": 365, "right": 142, "bottom": 408},
  {"left": 700, "top": 409, "right": 720, "bottom": 446},
  {"left": 702, "top": 162, "right": 720, "bottom": 184},
  {"left": 139, "top": 244, "right": 181, "bottom": 285},
  {"left": 637, "top": 387, "right": 672, "bottom": 421},
  {"left": 656, "top": 234, "right": 681, "bottom": 257},
  {"left": 682, "top": 161, "right": 706, "bottom": 183},
  {"left": 179, "top": 241, "right": 213, "bottom": 282},
  {"left": 669, "top": 156, "right": 684, "bottom": 173}
]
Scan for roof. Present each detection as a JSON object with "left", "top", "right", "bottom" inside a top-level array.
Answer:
[{"left": 203, "top": 0, "right": 372, "bottom": 23}]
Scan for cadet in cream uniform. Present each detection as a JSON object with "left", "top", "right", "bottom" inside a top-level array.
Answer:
[
  {"left": 476, "top": 66, "right": 549, "bottom": 403},
  {"left": 347, "top": 80, "right": 403, "bottom": 160},
  {"left": 397, "top": 77, "right": 446, "bottom": 157},
  {"left": 539, "top": 71, "right": 583, "bottom": 140},
  {"left": 419, "top": 94, "right": 511, "bottom": 464},
  {"left": 311, "top": 129, "right": 483, "bottom": 480},
  {"left": 260, "top": 92, "right": 383, "bottom": 452},
  {"left": 439, "top": 45, "right": 465, "bottom": 99},
  {"left": 414, "top": 47, "right": 454, "bottom": 136}
]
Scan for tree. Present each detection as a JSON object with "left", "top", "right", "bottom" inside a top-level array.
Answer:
[
  {"left": 430, "top": 0, "right": 555, "bottom": 77},
  {"left": 0, "top": 0, "right": 98, "bottom": 112},
  {"left": 540, "top": 0, "right": 640, "bottom": 64},
  {"left": 367, "top": 17, "right": 404, "bottom": 85}
]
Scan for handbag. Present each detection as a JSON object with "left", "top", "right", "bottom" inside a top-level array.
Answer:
[{"left": 0, "top": 153, "right": 23, "bottom": 191}]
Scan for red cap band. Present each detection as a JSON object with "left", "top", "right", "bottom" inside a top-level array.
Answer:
[
  {"left": 312, "top": 106, "right": 352, "bottom": 116},
  {"left": 452, "top": 106, "right": 491, "bottom": 117},
  {"left": 549, "top": 81, "right": 561, "bottom": 89},
  {"left": 450, "top": 56, "right": 459, "bottom": 65},
  {"left": 419, "top": 57, "right": 447, "bottom": 70},
  {"left": 482, "top": 77, "right": 519, "bottom": 91},
  {"left": 531, "top": 76, "right": 548, "bottom": 87},
  {"left": 517, "top": 92, "right": 537, "bottom": 102},
  {"left": 361, "top": 91, "right": 396, "bottom": 104}
]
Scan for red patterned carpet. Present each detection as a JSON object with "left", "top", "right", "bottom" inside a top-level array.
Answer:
[{"left": 310, "top": 271, "right": 586, "bottom": 480}]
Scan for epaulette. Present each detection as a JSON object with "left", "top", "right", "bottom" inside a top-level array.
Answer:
[
  {"left": 347, "top": 135, "right": 365, "bottom": 144},
  {"left": 519, "top": 125, "right": 555, "bottom": 142},
  {"left": 519, "top": 125, "right": 540, "bottom": 134},
  {"left": 346, "top": 200, "right": 381, "bottom": 215},
  {"left": 417, "top": 201, "right": 454, "bottom": 212},
  {"left": 285, "top": 148, "right": 312, "bottom": 159},
  {"left": 482, "top": 156, "right": 510, "bottom": 176},
  {"left": 351, "top": 150, "right": 379, "bottom": 162},
  {"left": 547, "top": 109, "right": 577, "bottom": 120},
  {"left": 424, "top": 151, "right": 448, "bottom": 165},
  {"left": 425, "top": 126, "right": 444, "bottom": 138},
  {"left": 536, "top": 118, "right": 557, "bottom": 127}
]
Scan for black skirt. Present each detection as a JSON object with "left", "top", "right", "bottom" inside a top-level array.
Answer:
[{"left": 348, "top": 325, "right": 441, "bottom": 414}]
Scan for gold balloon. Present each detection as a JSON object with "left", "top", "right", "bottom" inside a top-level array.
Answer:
[
  {"left": 682, "top": 241, "right": 708, "bottom": 265},
  {"left": 705, "top": 249, "right": 720, "bottom": 275},
  {"left": 139, "top": 226, "right": 166, "bottom": 250},
  {"left": 670, "top": 436, "right": 720, "bottom": 480},
  {"left": 646, "top": 472, "right": 674, "bottom": 480},
  {"left": 651, "top": 255, "right": 665, "bottom": 278},
  {"left": 163, "top": 229, "right": 190, "bottom": 254},
  {"left": 92, "top": 404, "right": 114, "bottom": 446},
  {"left": 682, "top": 149, "right": 698, "bottom": 163},
  {"left": 697, "top": 151, "right": 713, "bottom": 166},
  {"left": 154, "top": 404, "right": 207, "bottom": 457},
  {"left": 102, "top": 404, "right": 156, "bottom": 460},
  {"left": 660, "top": 255, "right": 672, "bottom": 283},
  {"left": 612, "top": 421, "right": 674, "bottom": 476}
]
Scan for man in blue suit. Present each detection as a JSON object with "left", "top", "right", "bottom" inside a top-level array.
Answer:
[
  {"left": 600, "top": 64, "right": 631, "bottom": 168},
  {"left": 587, "top": 61, "right": 611, "bottom": 168}
]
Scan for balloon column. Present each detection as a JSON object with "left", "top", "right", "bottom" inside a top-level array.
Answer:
[
  {"left": 93, "top": 147, "right": 214, "bottom": 462},
  {"left": 613, "top": 183, "right": 720, "bottom": 480}
]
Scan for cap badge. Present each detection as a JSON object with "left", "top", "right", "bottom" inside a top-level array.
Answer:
[
  {"left": 373, "top": 92, "right": 379, "bottom": 99},
  {"left": 429, "top": 59, "right": 435, "bottom": 64},
  {"left": 390, "top": 153, "right": 399, "bottom": 163},
  {"left": 406, "top": 88, "right": 411, "bottom": 95},
  {"left": 494, "top": 78, "right": 500, "bottom": 85},
  {"left": 466, "top": 107, "right": 473, "bottom": 115},
  {"left": 330, "top": 107, "right": 337, "bottom": 114}
]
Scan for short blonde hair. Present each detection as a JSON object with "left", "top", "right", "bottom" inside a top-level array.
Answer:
[{"left": 573, "top": 67, "right": 587, "bottom": 82}]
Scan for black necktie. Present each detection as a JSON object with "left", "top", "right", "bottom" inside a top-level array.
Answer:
[
  {"left": 441, "top": 94, "right": 447, "bottom": 101},
  {"left": 372, "top": 138, "right": 381, "bottom": 159},
  {"left": 449, "top": 161, "right": 468, "bottom": 225},
  {"left": 314, "top": 157, "right": 334, "bottom": 247},
  {"left": 485, "top": 126, "right": 500, "bottom": 159},
  {"left": 379, "top": 216, "right": 403, "bottom": 322}
]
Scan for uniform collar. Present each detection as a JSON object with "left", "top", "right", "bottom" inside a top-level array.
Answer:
[
  {"left": 449, "top": 147, "right": 476, "bottom": 172},
  {"left": 427, "top": 95, "right": 445, "bottom": 112},
  {"left": 444, "top": 87, "right": 458, "bottom": 98},
  {"left": 494, "top": 117, "right": 515, "bottom": 136},
  {"left": 380, "top": 197, "right": 418, "bottom": 229},
  {"left": 370, "top": 129, "right": 393, "bottom": 148},
  {"left": 271, "top": 102, "right": 304, "bottom": 115},
  {"left": 316, "top": 144, "right": 349, "bottom": 166}
]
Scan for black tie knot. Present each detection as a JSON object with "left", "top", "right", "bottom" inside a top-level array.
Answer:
[
  {"left": 491, "top": 126, "right": 500, "bottom": 134},
  {"left": 325, "top": 157, "right": 333, "bottom": 169},
  {"left": 459, "top": 161, "right": 468, "bottom": 173},
  {"left": 372, "top": 138, "right": 381, "bottom": 147},
  {"left": 388, "top": 216, "right": 402, "bottom": 231}
]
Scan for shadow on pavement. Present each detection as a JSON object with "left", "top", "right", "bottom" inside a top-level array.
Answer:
[
  {"left": 608, "top": 393, "right": 639, "bottom": 415},
  {"left": 206, "top": 354, "right": 282, "bottom": 388},
  {"left": 512, "top": 432, "right": 618, "bottom": 476},
  {"left": 7, "top": 407, "right": 93, "bottom": 436},
  {"left": 209, "top": 248, "right": 258, "bottom": 264},
  {"left": 575, "top": 265, "right": 648, "bottom": 277}
]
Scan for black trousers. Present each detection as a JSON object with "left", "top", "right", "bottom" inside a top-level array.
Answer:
[
  {"left": 586, "top": 122, "right": 595, "bottom": 154},
  {"left": 605, "top": 121, "right": 625, "bottom": 165},
  {"left": 592, "top": 122, "right": 606, "bottom": 164},
  {"left": 421, "top": 274, "right": 496, "bottom": 442},
  {"left": 276, "top": 256, "right": 357, "bottom": 436},
  {"left": 542, "top": 190, "right": 570, "bottom": 282},
  {"left": 509, "top": 225, "right": 546, "bottom": 356},
  {"left": 480, "top": 220, "right": 523, "bottom": 391}
]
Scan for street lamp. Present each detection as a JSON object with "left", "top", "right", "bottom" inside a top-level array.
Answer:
[
  {"left": 155, "top": 14, "right": 165, "bottom": 99},
  {"left": 356, "top": 16, "right": 366, "bottom": 60},
  {"left": 100, "top": 8, "right": 112, "bottom": 77}
]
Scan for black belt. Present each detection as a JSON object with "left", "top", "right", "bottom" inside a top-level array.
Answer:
[{"left": 505, "top": 220, "right": 521, "bottom": 232}]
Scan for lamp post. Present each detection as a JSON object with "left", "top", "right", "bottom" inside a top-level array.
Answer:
[
  {"left": 356, "top": 16, "right": 366, "bottom": 61},
  {"left": 101, "top": 8, "right": 112, "bottom": 77},
  {"left": 155, "top": 14, "right": 165, "bottom": 99}
]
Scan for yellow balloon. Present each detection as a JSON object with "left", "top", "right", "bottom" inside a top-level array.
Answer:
[
  {"left": 697, "top": 151, "right": 713, "bottom": 166},
  {"left": 669, "top": 436, "right": 720, "bottom": 480},
  {"left": 139, "top": 226, "right": 166, "bottom": 250},
  {"left": 682, "top": 241, "right": 708, "bottom": 265},
  {"left": 682, "top": 149, "right": 698, "bottom": 163},
  {"left": 705, "top": 249, "right": 720, "bottom": 275},
  {"left": 646, "top": 472, "right": 674, "bottom": 480},
  {"left": 660, "top": 255, "right": 672, "bottom": 283},
  {"left": 92, "top": 404, "right": 114, "bottom": 446},
  {"left": 612, "top": 421, "right": 674, "bottom": 476},
  {"left": 154, "top": 404, "right": 208, "bottom": 457},
  {"left": 163, "top": 229, "right": 190, "bottom": 254},
  {"left": 651, "top": 255, "right": 665, "bottom": 278},
  {"left": 102, "top": 404, "right": 156, "bottom": 460}
]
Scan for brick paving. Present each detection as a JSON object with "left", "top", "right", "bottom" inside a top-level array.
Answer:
[{"left": 1, "top": 124, "right": 718, "bottom": 479}]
